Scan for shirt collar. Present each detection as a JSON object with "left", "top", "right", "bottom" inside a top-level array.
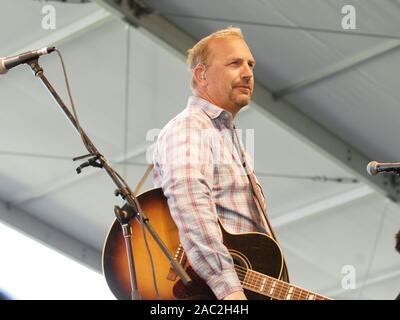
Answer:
[{"left": 187, "top": 96, "right": 233, "bottom": 121}]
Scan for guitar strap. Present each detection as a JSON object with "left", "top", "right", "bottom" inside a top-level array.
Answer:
[
  {"left": 232, "top": 125, "right": 290, "bottom": 283},
  {"left": 243, "top": 166, "right": 290, "bottom": 282},
  {"left": 133, "top": 162, "right": 154, "bottom": 196}
]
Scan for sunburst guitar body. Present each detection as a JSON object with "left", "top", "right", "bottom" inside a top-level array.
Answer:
[{"left": 102, "top": 188, "right": 329, "bottom": 300}]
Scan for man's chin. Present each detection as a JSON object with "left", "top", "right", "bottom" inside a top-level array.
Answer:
[{"left": 234, "top": 95, "right": 251, "bottom": 108}]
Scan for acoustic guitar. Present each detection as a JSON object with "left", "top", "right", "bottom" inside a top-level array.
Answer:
[{"left": 102, "top": 188, "right": 330, "bottom": 300}]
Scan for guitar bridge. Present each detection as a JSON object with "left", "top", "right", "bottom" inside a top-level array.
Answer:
[{"left": 167, "top": 244, "right": 187, "bottom": 281}]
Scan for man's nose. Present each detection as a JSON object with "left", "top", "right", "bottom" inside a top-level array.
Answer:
[{"left": 241, "top": 64, "right": 253, "bottom": 80}]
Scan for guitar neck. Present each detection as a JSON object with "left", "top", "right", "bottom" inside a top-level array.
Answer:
[{"left": 238, "top": 267, "right": 330, "bottom": 300}]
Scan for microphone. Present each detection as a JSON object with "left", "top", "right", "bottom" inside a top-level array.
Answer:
[
  {"left": 366, "top": 161, "right": 400, "bottom": 176},
  {"left": 0, "top": 46, "right": 56, "bottom": 74}
]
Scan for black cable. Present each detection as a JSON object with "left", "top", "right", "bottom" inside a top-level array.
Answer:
[
  {"left": 120, "top": 161, "right": 359, "bottom": 184},
  {"left": 112, "top": 170, "right": 161, "bottom": 299},
  {"left": 54, "top": 49, "right": 93, "bottom": 154},
  {"left": 256, "top": 172, "right": 359, "bottom": 184}
]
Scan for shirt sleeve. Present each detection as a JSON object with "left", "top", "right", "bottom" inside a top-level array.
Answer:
[{"left": 153, "top": 117, "right": 243, "bottom": 299}]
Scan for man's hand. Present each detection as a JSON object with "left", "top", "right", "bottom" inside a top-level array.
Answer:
[{"left": 223, "top": 291, "right": 247, "bottom": 300}]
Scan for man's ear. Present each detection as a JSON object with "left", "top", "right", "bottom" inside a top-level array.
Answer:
[{"left": 193, "top": 64, "right": 207, "bottom": 86}]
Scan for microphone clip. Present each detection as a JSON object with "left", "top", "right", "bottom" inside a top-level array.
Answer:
[{"left": 74, "top": 153, "right": 103, "bottom": 174}]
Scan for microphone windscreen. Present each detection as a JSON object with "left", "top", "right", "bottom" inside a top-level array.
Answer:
[
  {"left": 366, "top": 161, "right": 378, "bottom": 176},
  {"left": 0, "top": 58, "right": 7, "bottom": 75}
]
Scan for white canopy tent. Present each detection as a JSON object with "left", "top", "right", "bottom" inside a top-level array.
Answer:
[{"left": 0, "top": 0, "right": 399, "bottom": 299}]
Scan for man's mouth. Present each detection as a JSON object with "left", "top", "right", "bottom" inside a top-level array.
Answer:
[{"left": 234, "top": 86, "right": 251, "bottom": 92}]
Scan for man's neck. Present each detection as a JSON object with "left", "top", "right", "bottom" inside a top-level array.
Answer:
[{"left": 195, "top": 92, "right": 238, "bottom": 119}]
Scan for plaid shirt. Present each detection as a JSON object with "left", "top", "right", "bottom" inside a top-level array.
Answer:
[{"left": 153, "top": 96, "right": 269, "bottom": 299}]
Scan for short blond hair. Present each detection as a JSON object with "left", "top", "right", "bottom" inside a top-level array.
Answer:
[{"left": 187, "top": 27, "right": 244, "bottom": 91}]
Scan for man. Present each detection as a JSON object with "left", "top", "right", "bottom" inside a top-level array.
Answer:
[{"left": 153, "top": 27, "right": 281, "bottom": 300}]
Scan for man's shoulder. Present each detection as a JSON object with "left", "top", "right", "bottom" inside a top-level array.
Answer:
[{"left": 160, "top": 106, "right": 212, "bottom": 135}]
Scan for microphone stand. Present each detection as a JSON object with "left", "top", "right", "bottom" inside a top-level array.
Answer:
[{"left": 26, "top": 58, "right": 192, "bottom": 299}]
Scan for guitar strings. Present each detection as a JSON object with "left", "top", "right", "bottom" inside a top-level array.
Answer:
[
  {"left": 233, "top": 264, "right": 326, "bottom": 300},
  {"left": 236, "top": 267, "right": 324, "bottom": 300},
  {"left": 235, "top": 265, "right": 290, "bottom": 298},
  {"left": 234, "top": 266, "right": 293, "bottom": 299},
  {"left": 233, "top": 265, "right": 289, "bottom": 298},
  {"left": 234, "top": 266, "right": 315, "bottom": 300}
]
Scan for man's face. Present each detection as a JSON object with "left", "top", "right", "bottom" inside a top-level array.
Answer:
[{"left": 202, "top": 38, "right": 255, "bottom": 113}]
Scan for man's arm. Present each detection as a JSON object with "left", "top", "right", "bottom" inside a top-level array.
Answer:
[
  {"left": 154, "top": 118, "right": 245, "bottom": 300},
  {"left": 223, "top": 291, "right": 247, "bottom": 300}
]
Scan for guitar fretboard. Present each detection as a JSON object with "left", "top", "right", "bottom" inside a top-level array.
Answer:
[{"left": 235, "top": 265, "right": 330, "bottom": 300}]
